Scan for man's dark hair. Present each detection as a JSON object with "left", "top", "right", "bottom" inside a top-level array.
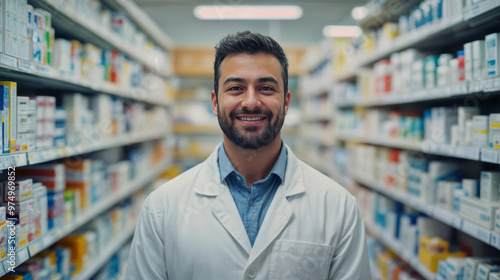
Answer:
[{"left": 214, "top": 31, "right": 289, "bottom": 97}]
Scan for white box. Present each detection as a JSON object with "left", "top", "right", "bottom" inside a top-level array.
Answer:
[
  {"left": 437, "top": 180, "right": 460, "bottom": 210},
  {"left": 495, "top": 208, "right": 500, "bottom": 233},
  {"left": 486, "top": 33, "right": 500, "bottom": 78},
  {"left": 460, "top": 196, "right": 500, "bottom": 229},
  {"left": 463, "top": 178, "right": 479, "bottom": 198},
  {"left": 489, "top": 114, "right": 500, "bottom": 149},
  {"left": 465, "top": 42, "right": 473, "bottom": 81},
  {"left": 33, "top": 183, "right": 47, "bottom": 237},
  {"left": 490, "top": 272, "right": 500, "bottom": 280},
  {"left": 477, "top": 263, "right": 500, "bottom": 280},
  {"left": 473, "top": 115, "right": 489, "bottom": 148},
  {"left": 464, "top": 257, "right": 484, "bottom": 280},
  {"left": 480, "top": 171, "right": 500, "bottom": 202}
]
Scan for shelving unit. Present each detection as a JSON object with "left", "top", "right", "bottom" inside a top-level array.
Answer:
[
  {"left": 101, "top": 0, "right": 174, "bottom": 53},
  {"left": 337, "top": 0, "right": 500, "bottom": 83},
  {"left": 299, "top": 0, "right": 500, "bottom": 278},
  {"left": 0, "top": 0, "right": 175, "bottom": 278},
  {"left": 73, "top": 224, "right": 136, "bottom": 280},
  {"left": 366, "top": 222, "right": 436, "bottom": 280},
  {"left": 0, "top": 158, "right": 171, "bottom": 276},
  {"left": 31, "top": 0, "right": 171, "bottom": 77}
]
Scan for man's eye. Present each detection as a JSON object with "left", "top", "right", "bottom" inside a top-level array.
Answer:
[
  {"left": 261, "top": 86, "right": 274, "bottom": 91},
  {"left": 229, "top": 86, "right": 243, "bottom": 91}
]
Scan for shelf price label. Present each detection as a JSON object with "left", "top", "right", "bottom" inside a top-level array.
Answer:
[
  {"left": 481, "top": 149, "right": 499, "bottom": 163},
  {"left": 490, "top": 233, "right": 500, "bottom": 250},
  {"left": 29, "top": 241, "right": 45, "bottom": 256},
  {"left": 16, "top": 248, "right": 29, "bottom": 265},
  {"left": 462, "top": 220, "right": 491, "bottom": 244},
  {"left": 483, "top": 79, "right": 497, "bottom": 92}
]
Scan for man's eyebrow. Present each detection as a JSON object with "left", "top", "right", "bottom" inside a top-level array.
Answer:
[
  {"left": 257, "top": 77, "right": 279, "bottom": 85},
  {"left": 223, "top": 77, "right": 246, "bottom": 85}
]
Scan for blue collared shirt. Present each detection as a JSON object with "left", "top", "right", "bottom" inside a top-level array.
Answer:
[{"left": 218, "top": 141, "right": 287, "bottom": 246}]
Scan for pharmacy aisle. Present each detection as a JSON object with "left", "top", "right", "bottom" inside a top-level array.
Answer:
[
  {"left": 299, "top": 0, "right": 500, "bottom": 279},
  {"left": 0, "top": 0, "right": 176, "bottom": 279}
]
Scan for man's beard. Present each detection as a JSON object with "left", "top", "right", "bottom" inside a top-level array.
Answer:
[{"left": 217, "top": 105, "right": 285, "bottom": 149}]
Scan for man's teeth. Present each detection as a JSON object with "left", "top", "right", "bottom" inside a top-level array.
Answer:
[{"left": 239, "top": 117, "right": 264, "bottom": 121}]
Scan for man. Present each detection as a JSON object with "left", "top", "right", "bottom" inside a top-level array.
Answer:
[{"left": 126, "top": 31, "right": 370, "bottom": 280}]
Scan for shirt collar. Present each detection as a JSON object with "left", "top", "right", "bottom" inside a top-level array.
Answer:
[{"left": 218, "top": 140, "right": 287, "bottom": 184}]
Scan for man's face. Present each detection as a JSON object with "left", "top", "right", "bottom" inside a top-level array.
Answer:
[{"left": 212, "top": 53, "right": 291, "bottom": 149}]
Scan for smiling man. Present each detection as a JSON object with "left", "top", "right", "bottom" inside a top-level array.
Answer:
[{"left": 126, "top": 31, "right": 371, "bottom": 280}]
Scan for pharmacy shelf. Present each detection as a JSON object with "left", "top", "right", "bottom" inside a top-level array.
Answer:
[
  {"left": 333, "top": 0, "right": 500, "bottom": 82},
  {"left": 365, "top": 222, "right": 436, "bottom": 280},
  {"left": 27, "top": 129, "right": 169, "bottom": 165},
  {"left": 31, "top": 0, "right": 171, "bottom": 78},
  {"left": 101, "top": 0, "right": 174, "bottom": 53},
  {"left": 73, "top": 224, "right": 136, "bottom": 280},
  {"left": 338, "top": 133, "right": 500, "bottom": 164},
  {"left": 0, "top": 63, "right": 171, "bottom": 107},
  {"left": 0, "top": 158, "right": 171, "bottom": 276},
  {"left": 359, "top": 0, "right": 421, "bottom": 30},
  {"left": 336, "top": 78, "right": 500, "bottom": 108},
  {"left": 353, "top": 172, "right": 500, "bottom": 251}
]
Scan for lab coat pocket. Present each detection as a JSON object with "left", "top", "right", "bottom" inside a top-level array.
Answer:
[{"left": 269, "top": 240, "right": 333, "bottom": 280}]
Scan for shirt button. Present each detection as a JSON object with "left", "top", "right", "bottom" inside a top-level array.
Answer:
[
  {"left": 247, "top": 267, "right": 256, "bottom": 279},
  {"left": 237, "top": 176, "right": 241, "bottom": 181},
  {"left": 249, "top": 200, "right": 253, "bottom": 206}
]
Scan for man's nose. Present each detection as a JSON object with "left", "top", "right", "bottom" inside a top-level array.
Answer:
[{"left": 241, "top": 88, "right": 261, "bottom": 109}]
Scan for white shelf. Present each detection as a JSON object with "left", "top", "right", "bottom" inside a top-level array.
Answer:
[
  {"left": 0, "top": 62, "right": 171, "bottom": 107},
  {"left": 73, "top": 224, "right": 136, "bottom": 280},
  {"left": 32, "top": 0, "right": 171, "bottom": 78},
  {"left": 354, "top": 173, "right": 500, "bottom": 251},
  {"left": 336, "top": 81, "right": 474, "bottom": 108},
  {"left": 27, "top": 129, "right": 169, "bottom": 165},
  {"left": 338, "top": 133, "right": 498, "bottom": 164},
  {"left": 0, "top": 158, "right": 171, "bottom": 276},
  {"left": 366, "top": 223, "right": 436, "bottom": 280}
]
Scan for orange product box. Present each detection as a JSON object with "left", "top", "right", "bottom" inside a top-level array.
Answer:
[{"left": 57, "top": 234, "right": 87, "bottom": 275}]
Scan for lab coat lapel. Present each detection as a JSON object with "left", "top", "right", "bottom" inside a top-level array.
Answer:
[
  {"left": 200, "top": 144, "right": 252, "bottom": 254},
  {"left": 211, "top": 184, "right": 252, "bottom": 255},
  {"left": 246, "top": 145, "right": 305, "bottom": 265}
]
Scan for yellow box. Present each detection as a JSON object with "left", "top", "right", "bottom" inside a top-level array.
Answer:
[
  {"left": 0, "top": 82, "right": 17, "bottom": 153},
  {"left": 57, "top": 235, "right": 87, "bottom": 275}
]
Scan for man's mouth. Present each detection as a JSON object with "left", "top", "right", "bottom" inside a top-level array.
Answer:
[{"left": 236, "top": 116, "right": 266, "bottom": 121}]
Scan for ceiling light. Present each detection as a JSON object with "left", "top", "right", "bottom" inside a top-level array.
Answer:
[
  {"left": 351, "top": 6, "right": 369, "bottom": 20},
  {"left": 322, "top": 25, "right": 362, "bottom": 38},
  {"left": 193, "top": 5, "right": 303, "bottom": 20}
]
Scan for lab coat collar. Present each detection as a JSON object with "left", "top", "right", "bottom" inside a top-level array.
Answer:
[{"left": 194, "top": 142, "right": 305, "bottom": 198}]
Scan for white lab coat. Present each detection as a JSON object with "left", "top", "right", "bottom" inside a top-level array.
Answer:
[{"left": 126, "top": 144, "right": 371, "bottom": 280}]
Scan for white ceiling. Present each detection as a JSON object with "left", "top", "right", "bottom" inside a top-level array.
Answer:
[{"left": 134, "top": 0, "right": 367, "bottom": 47}]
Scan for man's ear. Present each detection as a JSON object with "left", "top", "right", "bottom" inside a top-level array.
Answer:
[
  {"left": 284, "top": 91, "right": 291, "bottom": 114},
  {"left": 211, "top": 91, "right": 218, "bottom": 116}
]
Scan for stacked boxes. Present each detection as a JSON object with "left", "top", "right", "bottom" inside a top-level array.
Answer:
[
  {"left": 65, "top": 159, "right": 91, "bottom": 210},
  {"left": 17, "top": 96, "right": 29, "bottom": 151},
  {"left": 2, "top": 0, "right": 29, "bottom": 60},
  {"left": 53, "top": 107, "right": 67, "bottom": 147}
]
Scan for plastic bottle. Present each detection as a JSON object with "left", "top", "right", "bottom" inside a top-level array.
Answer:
[{"left": 457, "top": 50, "right": 465, "bottom": 82}]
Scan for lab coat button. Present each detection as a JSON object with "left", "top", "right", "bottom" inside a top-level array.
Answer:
[{"left": 247, "top": 267, "right": 256, "bottom": 279}]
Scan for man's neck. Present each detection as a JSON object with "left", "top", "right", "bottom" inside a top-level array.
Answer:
[{"left": 223, "top": 136, "right": 282, "bottom": 188}]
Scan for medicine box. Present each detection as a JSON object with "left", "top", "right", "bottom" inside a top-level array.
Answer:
[
  {"left": 486, "top": 33, "right": 500, "bottom": 78},
  {"left": 489, "top": 114, "right": 500, "bottom": 149},
  {"left": 495, "top": 208, "right": 500, "bottom": 233},
  {"left": 33, "top": 183, "right": 47, "bottom": 237},
  {"left": 476, "top": 263, "right": 500, "bottom": 280},
  {"left": 480, "top": 171, "right": 500, "bottom": 202},
  {"left": 460, "top": 196, "right": 499, "bottom": 230},
  {"left": 0, "top": 207, "right": 6, "bottom": 259},
  {"left": 2, "top": 178, "right": 32, "bottom": 203}
]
